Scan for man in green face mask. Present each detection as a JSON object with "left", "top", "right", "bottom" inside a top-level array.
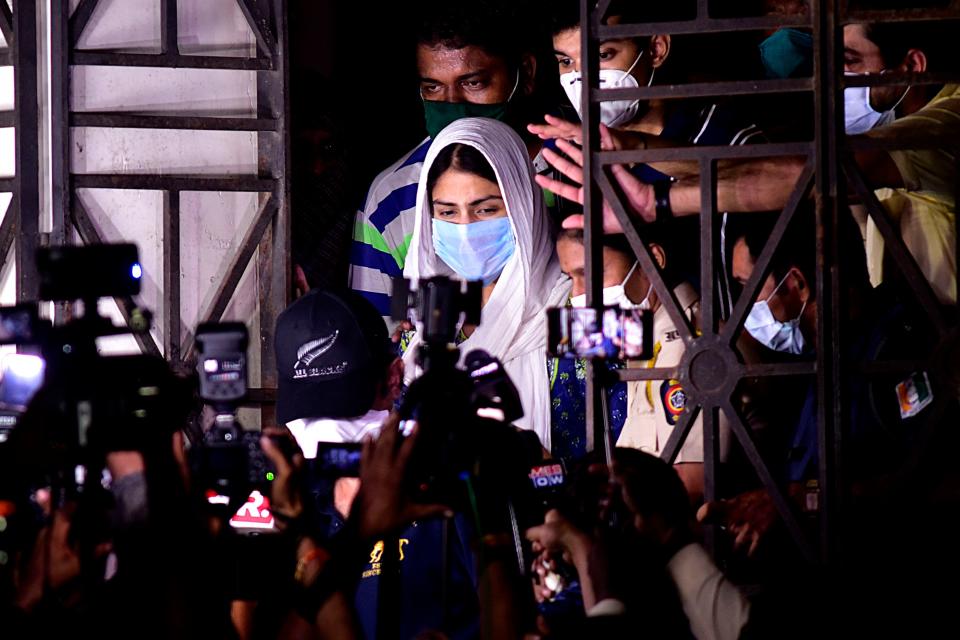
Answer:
[{"left": 349, "top": 0, "right": 546, "bottom": 326}]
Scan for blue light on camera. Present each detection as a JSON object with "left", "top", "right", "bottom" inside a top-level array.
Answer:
[{"left": 131, "top": 263, "right": 143, "bottom": 279}]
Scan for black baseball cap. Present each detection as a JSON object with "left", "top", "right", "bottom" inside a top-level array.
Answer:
[{"left": 274, "top": 289, "right": 394, "bottom": 424}]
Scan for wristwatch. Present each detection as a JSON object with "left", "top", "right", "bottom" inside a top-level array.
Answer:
[{"left": 654, "top": 179, "right": 674, "bottom": 224}]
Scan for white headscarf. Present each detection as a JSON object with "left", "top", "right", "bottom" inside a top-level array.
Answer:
[{"left": 403, "top": 117, "right": 570, "bottom": 451}]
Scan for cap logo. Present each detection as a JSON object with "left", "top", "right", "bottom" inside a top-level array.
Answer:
[{"left": 293, "top": 331, "right": 346, "bottom": 379}]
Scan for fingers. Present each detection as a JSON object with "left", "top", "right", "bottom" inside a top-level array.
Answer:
[
  {"left": 553, "top": 138, "right": 584, "bottom": 167},
  {"left": 732, "top": 525, "right": 751, "bottom": 552},
  {"left": 525, "top": 524, "right": 547, "bottom": 544},
  {"left": 360, "top": 432, "right": 375, "bottom": 473},
  {"left": 541, "top": 146, "right": 585, "bottom": 185},
  {"left": 560, "top": 214, "right": 585, "bottom": 230},
  {"left": 534, "top": 174, "right": 585, "bottom": 208},
  {"left": 260, "top": 436, "right": 292, "bottom": 478},
  {"left": 377, "top": 411, "right": 401, "bottom": 451},
  {"left": 696, "top": 501, "right": 727, "bottom": 525},
  {"left": 394, "top": 421, "right": 418, "bottom": 470},
  {"left": 598, "top": 123, "right": 615, "bottom": 151},
  {"left": 528, "top": 116, "right": 583, "bottom": 143}
]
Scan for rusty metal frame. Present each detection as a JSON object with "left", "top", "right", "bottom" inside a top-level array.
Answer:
[
  {"left": 50, "top": 0, "right": 290, "bottom": 417},
  {"left": 0, "top": 0, "right": 42, "bottom": 304},
  {"left": 580, "top": 0, "right": 960, "bottom": 564}
]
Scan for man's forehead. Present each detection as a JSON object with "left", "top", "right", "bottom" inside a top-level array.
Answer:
[
  {"left": 843, "top": 24, "right": 878, "bottom": 54},
  {"left": 417, "top": 43, "right": 507, "bottom": 75}
]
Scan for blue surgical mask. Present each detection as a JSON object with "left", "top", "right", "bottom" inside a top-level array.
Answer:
[
  {"left": 844, "top": 71, "right": 910, "bottom": 134},
  {"left": 432, "top": 217, "right": 515, "bottom": 285},
  {"left": 759, "top": 28, "right": 813, "bottom": 79},
  {"left": 744, "top": 272, "right": 807, "bottom": 354}
]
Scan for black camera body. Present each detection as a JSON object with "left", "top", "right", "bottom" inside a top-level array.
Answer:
[
  {"left": 192, "top": 322, "right": 285, "bottom": 511},
  {"left": 391, "top": 276, "right": 543, "bottom": 542}
]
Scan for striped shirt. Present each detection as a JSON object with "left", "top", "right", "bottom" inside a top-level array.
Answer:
[{"left": 348, "top": 137, "right": 433, "bottom": 319}]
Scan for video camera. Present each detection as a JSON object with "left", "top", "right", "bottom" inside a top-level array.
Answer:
[
  {"left": 391, "top": 276, "right": 545, "bottom": 574},
  {"left": 191, "top": 322, "right": 297, "bottom": 514},
  {"left": 0, "top": 245, "right": 192, "bottom": 491}
]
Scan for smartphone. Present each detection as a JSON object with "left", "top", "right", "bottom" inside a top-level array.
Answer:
[
  {"left": 547, "top": 306, "right": 653, "bottom": 360},
  {"left": 313, "top": 442, "right": 362, "bottom": 478}
]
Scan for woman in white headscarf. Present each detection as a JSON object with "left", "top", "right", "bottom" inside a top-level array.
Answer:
[{"left": 403, "top": 117, "right": 570, "bottom": 450}]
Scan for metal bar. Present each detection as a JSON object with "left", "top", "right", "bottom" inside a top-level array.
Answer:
[
  {"left": 844, "top": 72, "right": 960, "bottom": 88},
  {"left": 0, "top": 111, "right": 14, "bottom": 127},
  {"left": 52, "top": 0, "right": 72, "bottom": 325},
  {"left": 596, "top": 15, "right": 811, "bottom": 38},
  {"left": 256, "top": 0, "right": 291, "bottom": 426},
  {"left": 843, "top": 155, "right": 948, "bottom": 335},
  {"left": 699, "top": 158, "right": 716, "bottom": 336},
  {"left": 594, "top": 0, "right": 612, "bottom": 23},
  {"left": 235, "top": 0, "right": 278, "bottom": 58},
  {"left": 742, "top": 362, "right": 817, "bottom": 377},
  {"left": 182, "top": 194, "right": 279, "bottom": 362},
  {"left": 596, "top": 168, "right": 696, "bottom": 343},
  {"left": 597, "top": 142, "right": 813, "bottom": 165},
  {"left": 245, "top": 387, "right": 277, "bottom": 405},
  {"left": 163, "top": 191, "right": 181, "bottom": 364},
  {"left": 70, "top": 113, "right": 278, "bottom": 131},
  {"left": 616, "top": 366, "right": 681, "bottom": 382},
  {"left": 594, "top": 78, "right": 812, "bottom": 103},
  {"left": 846, "top": 134, "right": 960, "bottom": 152},
  {"left": 72, "top": 174, "right": 276, "bottom": 192},
  {"left": 69, "top": 0, "right": 101, "bottom": 47},
  {"left": 71, "top": 51, "right": 272, "bottom": 71},
  {"left": 0, "top": 1, "right": 12, "bottom": 45},
  {"left": 659, "top": 403, "right": 701, "bottom": 465},
  {"left": 0, "top": 196, "right": 16, "bottom": 261},
  {"left": 14, "top": 0, "right": 41, "bottom": 303},
  {"left": 702, "top": 404, "right": 719, "bottom": 554},
  {"left": 71, "top": 197, "right": 164, "bottom": 359},
  {"left": 721, "top": 161, "right": 815, "bottom": 345},
  {"left": 0, "top": 50, "right": 10, "bottom": 67},
  {"left": 721, "top": 400, "right": 818, "bottom": 563},
  {"left": 0, "top": 177, "right": 14, "bottom": 192},
  {"left": 582, "top": 0, "right": 606, "bottom": 455},
  {"left": 697, "top": 0, "right": 709, "bottom": 20},
  {"left": 161, "top": 0, "right": 178, "bottom": 56},
  {"left": 812, "top": 0, "right": 843, "bottom": 565},
  {"left": 844, "top": 6, "right": 960, "bottom": 23}
]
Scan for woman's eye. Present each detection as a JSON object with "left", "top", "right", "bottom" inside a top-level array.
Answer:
[
  {"left": 557, "top": 57, "right": 573, "bottom": 68},
  {"left": 599, "top": 48, "right": 615, "bottom": 61},
  {"left": 476, "top": 207, "right": 501, "bottom": 216},
  {"left": 436, "top": 209, "right": 457, "bottom": 217}
]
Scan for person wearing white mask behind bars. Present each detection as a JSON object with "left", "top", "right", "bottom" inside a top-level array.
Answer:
[
  {"left": 556, "top": 227, "right": 730, "bottom": 503},
  {"left": 403, "top": 118, "right": 570, "bottom": 451}
]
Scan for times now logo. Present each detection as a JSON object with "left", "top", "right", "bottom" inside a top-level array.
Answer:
[{"left": 529, "top": 463, "right": 564, "bottom": 488}]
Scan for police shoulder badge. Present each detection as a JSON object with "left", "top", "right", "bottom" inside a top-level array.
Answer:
[{"left": 659, "top": 378, "right": 687, "bottom": 425}]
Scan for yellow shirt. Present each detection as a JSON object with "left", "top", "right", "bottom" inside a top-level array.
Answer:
[
  {"left": 617, "top": 283, "right": 730, "bottom": 463},
  {"left": 863, "top": 83, "right": 960, "bottom": 304}
]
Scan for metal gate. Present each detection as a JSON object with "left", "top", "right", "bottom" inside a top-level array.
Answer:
[{"left": 578, "top": 0, "right": 960, "bottom": 563}]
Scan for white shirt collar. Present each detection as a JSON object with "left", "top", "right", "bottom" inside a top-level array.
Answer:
[{"left": 285, "top": 408, "right": 389, "bottom": 459}]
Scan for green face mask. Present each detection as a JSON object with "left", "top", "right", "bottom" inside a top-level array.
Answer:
[{"left": 422, "top": 72, "right": 519, "bottom": 139}]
